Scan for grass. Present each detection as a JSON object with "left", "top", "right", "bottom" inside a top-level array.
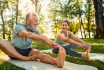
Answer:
[
  {"left": 75, "top": 38, "right": 104, "bottom": 53},
  {"left": 0, "top": 38, "right": 104, "bottom": 70},
  {"left": 32, "top": 41, "right": 50, "bottom": 50}
]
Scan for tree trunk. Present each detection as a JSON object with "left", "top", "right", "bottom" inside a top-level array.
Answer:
[
  {"left": 81, "top": 15, "right": 86, "bottom": 38},
  {"left": 79, "top": 18, "right": 83, "bottom": 38},
  {"left": 87, "top": 0, "right": 92, "bottom": 38},
  {"left": 16, "top": 0, "right": 19, "bottom": 24},
  {"left": 1, "top": 11, "right": 5, "bottom": 39},
  {"left": 93, "top": 0, "right": 104, "bottom": 38},
  {"left": 87, "top": 6, "right": 91, "bottom": 38}
]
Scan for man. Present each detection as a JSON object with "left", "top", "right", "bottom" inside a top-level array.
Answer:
[{"left": 0, "top": 12, "right": 66, "bottom": 68}]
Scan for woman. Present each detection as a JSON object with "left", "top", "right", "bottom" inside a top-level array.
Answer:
[
  {"left": 0, "top": 12, "right": 66, "bottom": 68},
  {"left": 52, "top": 19, "right": 91, "bottom": 60}
]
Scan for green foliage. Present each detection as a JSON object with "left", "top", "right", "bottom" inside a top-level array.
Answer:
[
  {"left": 48, "top": 0, "right": 96, "bottom": 38},
  {"left": 69, "top": 22, "right": 79, "bottom": 34},
  {"left": 52, "top": 23, "right": 60, "bottom": 35}
]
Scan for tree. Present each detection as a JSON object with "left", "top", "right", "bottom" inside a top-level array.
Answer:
[
  {"left": 0, "top": 0, "right": 8, "bottom": 39},
  {"left": 15, "top": 0, "right": 19, "bottom": 24},
  {"left": 0, "top": 0, "right": 21, "bottom": 40},
  {"left": 93, "top": 0, "right": 104, "bottom": 38},
  {"left": 31, "top": 0, "right": 42, "bottom": 15},
  {"left": 84, "top": 0, "right": 94, "bottom": 38}
]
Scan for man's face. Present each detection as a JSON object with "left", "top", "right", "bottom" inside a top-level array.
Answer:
[{"left": 29, "top": 13, "right": 39, "bottom": 26}]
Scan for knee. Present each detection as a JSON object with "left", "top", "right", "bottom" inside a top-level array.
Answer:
[
  {"left": 31, "top": 49, "right": 41, "bottom": 55},
  {"left": 34, "top": 50, "right": 43, "bottom": 57}
]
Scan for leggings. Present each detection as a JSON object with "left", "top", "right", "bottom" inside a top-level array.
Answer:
[{"left": 52, "top": 44, "right": 82, "bottom": 58}]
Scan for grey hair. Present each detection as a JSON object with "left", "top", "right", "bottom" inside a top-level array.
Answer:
[{"left": 61, "top": 19, "right": 70, "bottom": 25}]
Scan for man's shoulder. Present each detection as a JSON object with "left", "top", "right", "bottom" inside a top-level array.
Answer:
[
  {"left": 15, "top": 23, "right": 25, "bottom": 28},
  {"left": 13, "top": 23, "right": 26, "bottom": 31},
  {"left": 16, "top": 22, "right": 24, "bottom": 26}
]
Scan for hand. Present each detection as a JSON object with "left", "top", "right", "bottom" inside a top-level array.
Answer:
[
  {"left": 86, "top": 43, "right": 91, "bottom": 47},
  {"left": 29, "top": 55, "right": 39, "bottom": 61},
  {"left": 80, "top": 44, "right": 90, "bottom": 49},
  {"left": 51, "top": 45, "right": 59, "bottom": 49},
  {"left": 44, "top": 39, "right": 58, "bottom": 48}
]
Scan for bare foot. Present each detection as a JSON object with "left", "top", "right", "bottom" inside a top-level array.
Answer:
[
  {"left": 83, "top": 47, "right": 91, "bottom": 60},
  {"left": 56, "top": 47, "right": 66, "bottom": 68}
]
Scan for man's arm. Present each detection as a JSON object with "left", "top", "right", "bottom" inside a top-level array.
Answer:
[
  {"left": 18, "top": 31, "right": 58, "bottom": 48},
  {"left": 18, "top": 31, "right": 44, "bottom": 41}
]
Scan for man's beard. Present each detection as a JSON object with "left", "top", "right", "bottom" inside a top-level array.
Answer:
[{"left": 26, "top": 23, "right": 41, "bottom": 34}]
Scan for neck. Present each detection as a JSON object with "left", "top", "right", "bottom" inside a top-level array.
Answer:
[{"left": 61, "top": 30, "right": 67, "bottom": 34}]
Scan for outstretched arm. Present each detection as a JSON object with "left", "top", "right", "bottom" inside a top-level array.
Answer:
[
  {"left": 69, "top": 32, "right": 86, "bottom": 44},
  {"left": 18, "top": 31, "right": 58, "bottom": 48},
  {"left": 56, "top": 32, "right": 89, "bottom": 49},
  {"left": 70, "top": 32, "right": 91, "bottom": 47}
]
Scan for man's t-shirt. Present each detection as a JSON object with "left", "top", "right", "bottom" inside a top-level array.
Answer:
[{"left": 12, "top": 23, "right": 40, "bottom": 49}]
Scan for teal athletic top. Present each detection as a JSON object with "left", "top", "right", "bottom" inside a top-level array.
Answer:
[
  {"left": 12, "top": 23, "right": 40, "bottom": 49},
  {"left": 55, "top": 31, "right": 72, "bottom": 46}
]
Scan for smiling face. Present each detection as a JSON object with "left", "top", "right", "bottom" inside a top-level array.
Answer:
[{"left": 61, "top": 21, "right": 69, "bottom": 31}]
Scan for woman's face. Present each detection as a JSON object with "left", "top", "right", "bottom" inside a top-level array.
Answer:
[
  {"left": 29, "top": 13, "right": 39, "bottom": 26},
  {"left": 61, "top": 22, "right": 69, "bottom": 31}
]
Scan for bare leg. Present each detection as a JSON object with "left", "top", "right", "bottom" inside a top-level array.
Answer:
[
  {"left": 28, "top": 47, "right": 66, "bottom": 68},
  {"left": 0, "top": 39, "right": 33, "bottom": 61},
  {"left": 56, "top": 46, "right": 66, "bottom": 67}
]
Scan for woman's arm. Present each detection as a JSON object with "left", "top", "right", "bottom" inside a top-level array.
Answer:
[
  {"left": 69, "top": 32, "right": 86, "bottom": 44},
  {"left": 56, "top": 32, "right": 89, "bottom": 49},
  {"left": 56, "top": 33, "right": 82, "bottom": 46}
]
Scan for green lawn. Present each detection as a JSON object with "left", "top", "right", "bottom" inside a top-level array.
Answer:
[
  {"left": 75, "top": 39, "right": 104, "bottom": 53},
  {"left": 0, "top": 38, "right": 104, "bottom": 70}
]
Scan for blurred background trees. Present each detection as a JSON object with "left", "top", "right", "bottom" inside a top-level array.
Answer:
[{"left": 0, "top": 0, "right": 104, "bottom": 40}]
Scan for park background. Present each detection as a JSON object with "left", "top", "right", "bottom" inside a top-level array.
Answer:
[{"left": 0, "top": 0, "right": 104, "bottom": 70}]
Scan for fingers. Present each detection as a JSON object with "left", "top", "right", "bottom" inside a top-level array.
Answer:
[
  {"left": 81, "top": 44, "right": 91, "bottom": 49},
  {"left": 48, "top": 41, "right": 58, "bottom": 48}
]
